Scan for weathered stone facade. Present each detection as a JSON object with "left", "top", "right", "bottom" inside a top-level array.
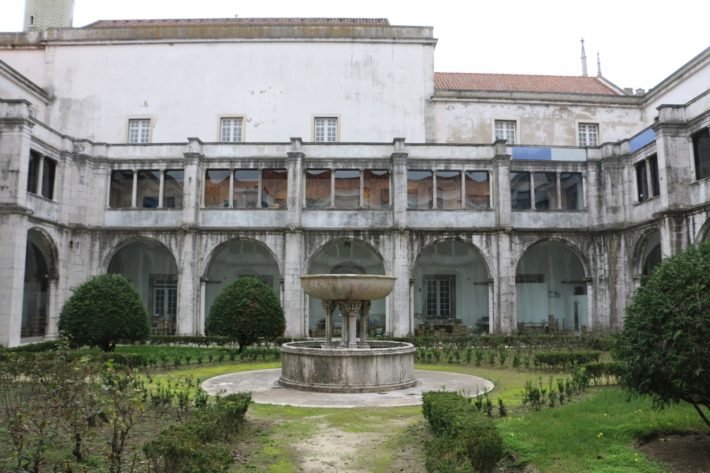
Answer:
[{"left": 0, "top": 18, "right": 708, "bottom": 346}]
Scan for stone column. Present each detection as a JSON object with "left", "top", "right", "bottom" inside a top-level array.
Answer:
[
  {"left": 183, "top": 138, "right": 203, "bottom": 226},
  {"left": 176, "top": 231, "right": 197, "bottom": 335},
  {"left": 390, "top": 139, "right": 411, "bottom": 336},
  {"left": 283, "top": 230, "right": 305, "bottom": 337},
  {"left": 321, "top": 300, "right": 337, "bottom": 346},
  {"left": 0, "top": 214, "right": 29, "bottom": 347},
  {"left": 198, "top": 277, "right": 208, "bottom": 336},
  {"left": 493, "top": 140, "right": 511, "bottom": 229},
  {"left": 359, "top": 300, "right": 371, "bottom": 347},
  {"left": 495, "top": 231, "right": 516, "bottom": 333}
]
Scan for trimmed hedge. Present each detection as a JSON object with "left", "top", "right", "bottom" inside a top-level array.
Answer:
[
  {"left": 394, "top": 334, "right": 614, "bottom": 351},
  {"left": 583, "top": 361, "right": 622, "bottom": 385},
  {"left": 533, "top": 351, "right": 601, "bottom": 370},
  {"left": 422, "top": 391, "right": 504, "bottom": 473}
]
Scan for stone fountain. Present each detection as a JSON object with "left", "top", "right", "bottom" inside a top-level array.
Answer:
[{"left": 278, "top": 274, "right": 417, "bottom": 393}]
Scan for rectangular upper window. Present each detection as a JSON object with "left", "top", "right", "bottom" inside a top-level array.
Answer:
[
  {"left": 693, "top": 127, "right": 710, "bottom": 180},
  {"left": 41, "top": 158, "right": 56, "bottom": 200},
  {"left": 363, "top": 170, "right": 390, "bottom": 209},
  {"left": 137, "top": 170, "right": 161, "bottom": 208},
  {"left": 560, "top": 173, "right": 584, "bottom": 210},
  {"left": 109, "top": 170, "right": 134, "bottom": 208},
  {"left": 261, "top": 169, "right": 288, "bottom": 209},
  {"left": 204, "top": 169, "right": 230, "bottom": 208},
  {"left": 533, "top": 172, "right": 557, "bottom": 210},
  {"left": 163, "top": 170, "right": 184, "bottom": 209},
  {"left": 220, "top": 117, "right": 243, "bottom": 143},
  {"left": 495, "top": 120, "right": 516, "bottom": 144},
  {"left": 305, "top": 169, "right": 332, "bottom": 208},
  {"left": 128, "top": 119, "right": 151, "bottom": 144},
  {"left": 314, "top": 117, "right": 338, "bottom": 143},
  {"left": 27, "top": 150, "right": 41, "bottom": 194},
  {"left": 407, "top": 170, "right": 433, "bottom": 209},
  {"left": 334, "top": 169, "right": 360, "bottom": 209},
  {"left": 510, "top": 172, "right": 531, "bottom": 210},
  {"left": 578, "top": 123, "right": 599, "bottom": 147},
  {"left": 234, "top": 169, "right": 259, "bottom": 209},
  {"left": 436, "top": 171, "right": 461, "bottom": 209}
]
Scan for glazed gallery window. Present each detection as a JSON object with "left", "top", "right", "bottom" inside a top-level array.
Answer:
[
  {"left": 409, "top": 170, "right": 490, "bottom": 210},
  {"left": 314, "top": 117, "right": 338, "bottom": 142},
  {"left": 109, "top": 169, "right": 184, "bottom": 208},
  {"left": 495, "top": 120, "right": 516, "bottom": 144},
  {"left": 205, "top": 168, "right": 288, "bottom": 208},
  {"left": 220, "top": 117, "right": 243, "bottom": 142},
  {"left": 26, "top": 150, "right": 56, "bottom": 200},
  {"left": 127, "top": 119, "right": 151, "bottom": 144},
  {"left": 578, "top": 123, "right": 599, "bottom": 147},
  {"left": 305, "top": 168, "right": 390, "bottom": 209},
  {"left": 363, "top": 170, "right": 390, "bottom": 209},
  {"left": 465, "top": 171, "right": 491, "bottom": 209},
  {"left": 635, "top": 155, "right": 660, "bottom": 203},
  {"left": 512, "top": 171, "right": 584, "bottom": 210},
  {"left": 693, "top": 127, "right": 710, "bottom": 180}
]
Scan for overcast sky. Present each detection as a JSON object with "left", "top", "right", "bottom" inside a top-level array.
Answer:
[{"left": 1, "top": 0, "right": 708, "bottom": 90}]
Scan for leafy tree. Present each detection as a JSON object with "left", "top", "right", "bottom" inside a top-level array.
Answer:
[
  {"left": 59, "top": 274, "right": 150, "bottom": 351},
  {"left": 206, "top": 277, "right": 285, "bottom": 352},
  {"left": 614, "top": 242, "right": 710, "bottom": 428}
]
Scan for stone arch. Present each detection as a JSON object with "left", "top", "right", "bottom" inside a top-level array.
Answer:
[
  {"left": 107, "top": 238, "right": 178, "bottom": 335},
  {"left": 411, "top": 238, "right": 491, "bottom": 335},
  {"left": 21, "top": 229, "right": 57, "bottom": 339},
  {"left": 204, "top": 238, "right": 282, "bottom": 325},
  {"left": 515, "top": 239, "right": 588, "bottom": 333},
  {"left": 306, "top": 238, "right": 387, "bottom": 336},
  {"left": 633, "top": 228, "right": 662, "bottom": 279},
  {"left": 697, "top": 218, "right": 710, "bottom": 244}
]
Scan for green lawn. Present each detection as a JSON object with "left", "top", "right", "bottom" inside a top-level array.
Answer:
[{"left": 497, "top": 388, "right": 705, "bottom": 472}]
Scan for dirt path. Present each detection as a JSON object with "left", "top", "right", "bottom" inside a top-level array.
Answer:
[{"left": 291, "top": 418, "right": 427, "bottom": 473}]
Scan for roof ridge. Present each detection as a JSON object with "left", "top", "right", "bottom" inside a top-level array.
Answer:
[
  {"left": 85, "top": 17, "right": 391, "bottom": 28},
  {"left": 435, "top": 71, "right": 598, "bottom": 79}
]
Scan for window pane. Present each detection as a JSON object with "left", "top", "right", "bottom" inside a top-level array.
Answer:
[
  {"left": 315, "top": 117, "right": 338, "bottom": 143},
  {"left": 334, "top": 169, "right": 360, "bottom": 209},
  {"left": 533, "top": 172, "right": 557, "bottom": 210},
  {"left": 163, "top": 169, "right": 184, "bottom": 209},
  {"left": 234, "top": 169, "right": 259, "bottom": 208},
  {"left": 204, "top": 169, "right": 230, "bottom": 208},
  {"left": 221, "top": 117, "right": 243, "bottom": 142},
  {"left": 560, "top": 173, "right": 584, "bottom": 210},
  {"left": 465, "top": 171, "right": 490, "bottom": 209},
  {"left": 635, "top": 162, "right": 649, "bottom": 202},
  {"left": 305, "top": 169, "right": 331, "bottom": 208},
  {"left": 27, "top": 151, "right": 41, "bottom": 194},
  {"left": 363, "top": 169, "right": 390, "bottom": 209},
  {"left": 648, "top": 154, "right": 660, "bottom": 197},
  {"left": 128, "top": 119, "right": 150, "bottom": 144},
  {"left": 109, "top": 170, "right": 133, "bottom": 208},
  {"left": 436, "top": 171, "right": 461, "bottom": 209},
  {"left": 262, "top": 169, "right": 288, "bottom": 208},
  {"left": 137, "top": 170, "right": 161, "bottom": 208},
  {"left": 41, "top": 157, "right": 56, "bottom": 200},
  {"left": 495, "top": 120, "right": 516, "bottom": 144},
  {"left": 407, "top": 170, "right": 433, "bottom": 209},
  {"left": 578, "top": 123, "right": 598, "bottom": 147},
  {"left": 511, "top": 172, "right": 531, "bottom": 210},
  {"left": 692, "top": 128, "right": 710, "bottom": 180}
]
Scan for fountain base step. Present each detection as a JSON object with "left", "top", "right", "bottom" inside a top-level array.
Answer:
[{"left": 279, "top": 340, "right": 416, "bottom": 393}]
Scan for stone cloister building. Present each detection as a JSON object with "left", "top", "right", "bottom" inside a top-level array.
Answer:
[{"left": 0, "top": 12, "right": 709, "bottom": 346}]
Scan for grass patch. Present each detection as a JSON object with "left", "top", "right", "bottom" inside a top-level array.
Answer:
[{"left": 497, "top": 388, "right": 706, "bottom": 472}]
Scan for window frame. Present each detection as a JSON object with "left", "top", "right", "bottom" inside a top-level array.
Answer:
[
  {"left": 494, "top": 119, "right": 517, "bottom": 144},
  {"left": 219, "top": 116, "right": 244, "bottom": 143},
  {"left": 127, "top": 118, "right": 152, "bottom": 144},
  {"left": 692, "top": 127, "right": 710, "bottom": 181},
  {"left": 577, "top": 122, "right": 599, "bottom": 147},
  {"left": 313, "top": 116, "right": 339, "bottom": 143}
]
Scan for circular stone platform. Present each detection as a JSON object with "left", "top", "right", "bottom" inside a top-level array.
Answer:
[{"left": 202, "top": 369, "right": 493, "bottom": 408}]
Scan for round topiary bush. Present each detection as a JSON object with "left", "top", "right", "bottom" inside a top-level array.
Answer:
[
  {"left": 206, "top": 277, "right": 285, "bottom": 352},
  {"left": 59, "top": 273, "right": 150, "bottom": 351}
]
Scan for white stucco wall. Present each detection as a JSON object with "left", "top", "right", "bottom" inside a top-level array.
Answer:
[
  {"left": 1, "top": 40, "right": 434, "bottom": 144},
  {"left": 432, "top": 100, "right": 645, "bottom": 145}
]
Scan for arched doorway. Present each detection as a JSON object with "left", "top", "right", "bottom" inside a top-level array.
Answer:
[
  {"left": 108, "top": 239, "right": 178, "bottom": 335},
  {"left": 638, "top": 230, "right": 662, "bottom": 280},
  {"left": 21, "top": 230, "right": 55, "bottom": 339},
  {"left": 204, "top": 239, "right": 281, "bottom": 328},
  {"left": 307, "top": 239, "right": 386, "bottom": 337},
  {"left": 412, "top": 240, "right": 490, "bottom": 335},
  {"left": 516, "top": 240, "right": 588, "bottom": 333}
]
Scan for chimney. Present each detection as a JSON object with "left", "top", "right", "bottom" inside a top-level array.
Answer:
[{"left": 580, "top": 38, "right": 588, "bottom": 76}]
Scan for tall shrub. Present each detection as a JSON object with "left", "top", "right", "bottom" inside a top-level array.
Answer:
[
  {"left": 59, "top": 274, "right": 149, "bottom": 351},
  {"left": 614, "top": 242, "right": 710, "bottom": 428},
  {"left": 206, "top": 277, "right": 285, "bottom": 352}
]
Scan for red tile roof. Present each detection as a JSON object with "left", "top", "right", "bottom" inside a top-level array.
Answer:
[
  {"left": 435, "top": 72, "right": 622, "bottom": 95},
  {"left": 85, "top": 18, "right": 390, "bottom": 28}
]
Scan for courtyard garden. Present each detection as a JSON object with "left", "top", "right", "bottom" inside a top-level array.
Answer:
[{"left": 1, "top": 335, "right": 707, "bottom": 473}]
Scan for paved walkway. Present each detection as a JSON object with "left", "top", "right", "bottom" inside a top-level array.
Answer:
[{"left": 202, "top": 369, "right": 493, "bottom": 408}]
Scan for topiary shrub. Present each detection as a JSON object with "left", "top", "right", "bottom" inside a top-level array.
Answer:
[
  {"left": 614, "top": 242, "right": 710, "bottom": 428},
  {"left": 59, "top": 274, "right": 150, "bottom": 351},
  {"left": 206, "top": 277, "right": 285, "bottom": 353}
]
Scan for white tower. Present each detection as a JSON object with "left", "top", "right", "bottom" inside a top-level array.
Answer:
[{"left": 23, "top": 0, "right": 75, "bottom": 32}]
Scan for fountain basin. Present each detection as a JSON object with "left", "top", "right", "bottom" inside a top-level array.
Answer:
[
  {"left": 279, "top": 341, "right": 416, "bottom": 393},
  {"left": 300, "top": 274, "right": 396, "bottom": 301}
]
